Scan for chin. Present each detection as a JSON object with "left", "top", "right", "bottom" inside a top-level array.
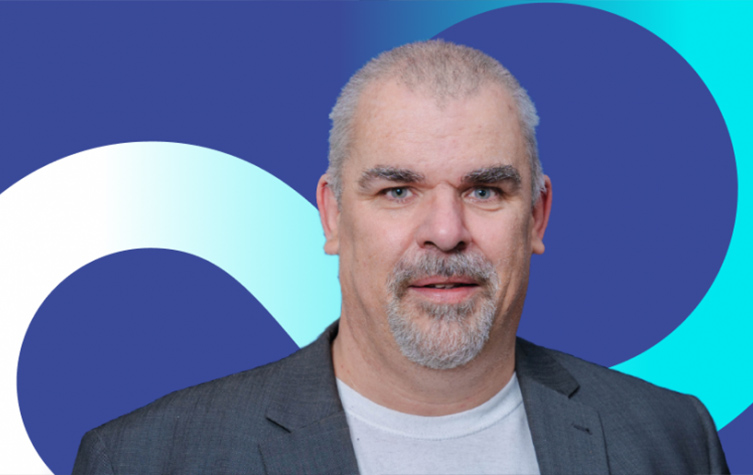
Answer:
[{"left": 386, "top": 297, "right": 497, "bottom": 370}]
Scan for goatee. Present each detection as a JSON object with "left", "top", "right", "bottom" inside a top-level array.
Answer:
[{"left": 386, "top": 252, "right": 499, "bottom": 370}]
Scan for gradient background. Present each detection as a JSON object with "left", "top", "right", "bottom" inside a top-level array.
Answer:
[{"left": 0, "top": 1, "right": 751, "bottom": 474}]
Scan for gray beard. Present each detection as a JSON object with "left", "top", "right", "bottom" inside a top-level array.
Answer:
[{"left": 386, "top": 252, "right": 499, "bottom": 370}]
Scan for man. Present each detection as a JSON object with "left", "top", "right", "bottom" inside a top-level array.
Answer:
[{"left": 73, "top": 40, "right": 729, "bottom": 474}]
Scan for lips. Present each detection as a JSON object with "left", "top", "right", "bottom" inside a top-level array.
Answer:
[
  {"left": 419, "top": 283, "right": 473, "bottom": 289},
  {"left": 387, "top": 252, "right": 497, "bottom": 303},
  {"left": 406, "top": 277, "right": 480, "bottom": 304},
  {"left": 410, "top": 277, "right": 479, "bottom": 289}
]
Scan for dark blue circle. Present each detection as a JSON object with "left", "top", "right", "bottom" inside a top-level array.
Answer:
[
  {"left": 17, "top": 249, "right": 298, "bottom": 475},
  {"left": 436, "top": 4, "right": 736, "bottom": 366}
]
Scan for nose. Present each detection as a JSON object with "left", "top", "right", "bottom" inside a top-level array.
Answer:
[{"left": 415, "top": 189, "right": 472, "bottom": 253}]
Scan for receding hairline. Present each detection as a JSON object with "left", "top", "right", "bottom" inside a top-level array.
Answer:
[
  {"left": 347, "top": 77, "right": 528, "bottom": 167},
  {"left": 354, "top": 73, "right": 518, "bottom": 116},
  {"left": 327, "top": 40, "right": 544, "bottom": 206}
]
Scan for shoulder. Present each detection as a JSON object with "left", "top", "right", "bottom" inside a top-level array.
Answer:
[
  {"left": 101, "top": 355, "right": 283, "bottom": 434},
  {"left": 74, "top": 357, "right": 285, "bottom": 474},
  {"left": 527, "top": 339, "right": 688, "bottom": 400},
  {"left": 516, "top": 338, "right": 729, "bottom": 474},
  {"left": 73, "top": 326, "right": 337, "bottom": 474},
  {"left": 517, "top": 337, "right": 706, "bottom": 424}
]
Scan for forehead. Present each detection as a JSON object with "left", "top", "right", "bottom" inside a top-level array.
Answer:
[{"left": 348, "top": 80, "right": 527, "bottom": 181}]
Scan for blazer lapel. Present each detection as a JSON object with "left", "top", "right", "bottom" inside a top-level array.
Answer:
[
  {"left": 258, "top": 322, "right": 360, "bottom": 475},
  {"left": 257, "top": 325, "right": 610, "bottom": 474},
  {"left": 516, "top": 338, "right": 609, "bottom": 475},
  {"left": 259, "top": 412, "right": 358, "bottom": 475}
]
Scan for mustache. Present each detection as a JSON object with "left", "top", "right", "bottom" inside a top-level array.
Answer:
[{"left": 387, "top": 252, "right": 497, "bottom": 298}]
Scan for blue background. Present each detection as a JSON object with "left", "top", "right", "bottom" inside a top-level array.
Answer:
[{"left": 1, "top": 2, "right": 749, "bottom": 473}]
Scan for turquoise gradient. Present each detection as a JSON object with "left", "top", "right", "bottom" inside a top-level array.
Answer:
[
  {"left": 112, "top": 142, "right": 342, "bottom": 348},
  {"left": 342, "top": 1, "right": 752, "bottom": 429}
]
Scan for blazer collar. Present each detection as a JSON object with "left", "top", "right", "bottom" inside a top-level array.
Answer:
[
  {"left": 260, "top": 322, "right": 610, "bottom": 474},
  {"left": 516, "top": 338, "right": 610, "bottom": 475},
  {"left": 259, "top": 321, "right": 360, "bottom": 474}
]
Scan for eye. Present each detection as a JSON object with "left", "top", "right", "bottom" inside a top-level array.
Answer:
[
  {"left": 470, "top": 187, "right": 498, "bottom": 200},
  {"left": 384, "top": 187, "right": 412, "bottom": 200}
]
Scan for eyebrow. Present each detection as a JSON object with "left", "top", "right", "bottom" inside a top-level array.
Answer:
[
  {"left": 359, "top": 166, "right": 425, "bottom": 189},
  {"left": 462, "top": 165, "right": 522, "bottom": 186}
]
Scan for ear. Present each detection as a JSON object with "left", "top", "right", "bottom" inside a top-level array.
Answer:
[
  {"left": 317, "top": 174, "right": 341, "bottom": 255},
  {"left": 531, "top": 175, "right": 552, "bottom": 255}
]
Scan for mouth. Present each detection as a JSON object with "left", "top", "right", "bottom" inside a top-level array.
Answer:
[{"left": 406, "top": 277, "right": 480, "bottom": 304}]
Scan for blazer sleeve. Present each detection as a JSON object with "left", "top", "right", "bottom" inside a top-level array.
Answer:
[
  {"left": 72, "top": 430, "right": 115, "bottom": 475},
  {"left": 689, "top": 395, "right": 730, "bottom": 475}
]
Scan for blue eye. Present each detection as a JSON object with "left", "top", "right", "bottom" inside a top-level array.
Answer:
[
  {"left": 472, "top": 187, "right": 496, "bottom": 200},
  {"left": 387, "top": 187, "right": 411, "bottom": 199}
]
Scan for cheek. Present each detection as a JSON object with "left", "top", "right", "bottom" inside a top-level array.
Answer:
[
  {"left": 340, "top": 209, "right": 411, "bottom": 287},
  {"left": 471, "top": 214, "right": 530, "bottom": 258},
  {"left": 348, "top": 207, "right": 412, "bottom": 255},
  {"left": 469, "top": 215, "right": 533, "bottom": 295}
]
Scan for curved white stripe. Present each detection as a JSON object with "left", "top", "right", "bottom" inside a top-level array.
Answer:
[{"left": 0, "top": 142, "right": 340, "bottom": 472}]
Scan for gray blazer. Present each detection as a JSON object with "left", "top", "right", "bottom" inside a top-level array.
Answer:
[{"left": 73, "top": 322, "right": 729, "bottom": 474}]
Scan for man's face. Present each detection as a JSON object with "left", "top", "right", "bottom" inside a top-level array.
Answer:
[{"left": 318, "top": 80, "right": 550, "bottom": 369}]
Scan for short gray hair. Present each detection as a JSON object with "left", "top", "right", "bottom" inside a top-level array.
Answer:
[{"left": 327, "top": 39, "right": 544, "bottom": 205}]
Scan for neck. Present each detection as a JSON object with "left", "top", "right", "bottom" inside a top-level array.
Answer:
[{"left": 332, "top": 316, "right": 517, "bottom": 416}]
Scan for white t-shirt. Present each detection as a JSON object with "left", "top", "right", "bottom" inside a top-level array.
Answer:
[{"left": 336, "top": 373, "right": 540, "bottom": 475}]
